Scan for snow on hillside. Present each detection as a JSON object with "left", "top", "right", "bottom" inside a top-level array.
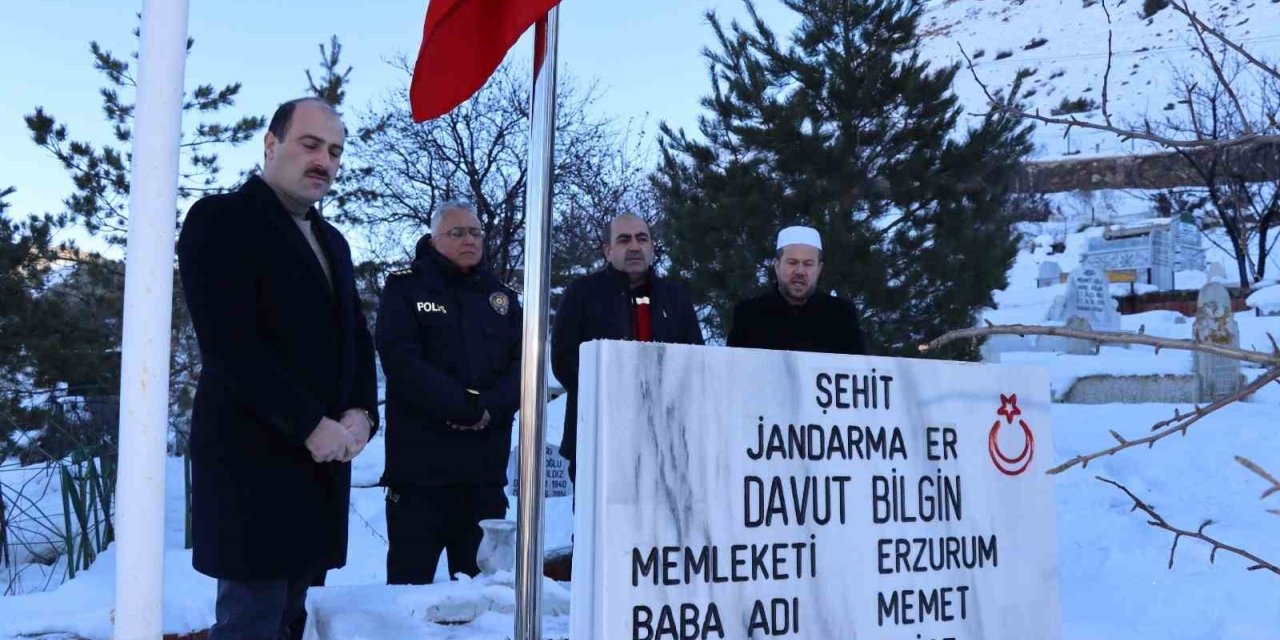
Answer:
[{"left": 918, "top": 0, "right": 1280, "bottom": 160}]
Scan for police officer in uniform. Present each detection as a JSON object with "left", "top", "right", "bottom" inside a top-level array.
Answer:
[
  {"left": 375, "top": 201, "right": 522, "bottom": 584},
  {"left": 727, "top": 225, "right": 867, "bottom": 356}
]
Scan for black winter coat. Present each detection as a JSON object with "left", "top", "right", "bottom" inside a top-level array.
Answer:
[
  {"left": 177, "top": 176, "right": 378, "bottom": 580},
  {"left": 375, "top": 244, "right": 523, "bottom": 487},
  {"left": 550, "top": 266, "right": 704, "bottom": 464},
  {"left": 726, "top": 288, "right": 868, "bottom": 356}
]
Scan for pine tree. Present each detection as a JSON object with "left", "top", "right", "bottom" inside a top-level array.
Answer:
[
  {"left": 14, "top": 30, "right": 343, "bottom": 454},
  {"left": 18, "top": 29, "right": 265, "bottom": 454},
  {"left": 654, "top": 0, "right": 1033, "bottom": 359},
  {"left": 0, "top": 187, "right": 52, "bottom": 400},
  {"left": 306, "top": 36, "right": 352, "bottom": 108},
  {"left": 302, "top": 35, "right": 360, "bottom": 225},
  {"left": 24, "top": 33, "right": 265, "bottom": 248},
  {"left": 0, "top": 185, "right": 129, "bottom": 457}
]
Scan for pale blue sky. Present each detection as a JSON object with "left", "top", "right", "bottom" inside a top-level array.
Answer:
[{"left": 0, "top": 0, "right": 798, "bottom": 249}]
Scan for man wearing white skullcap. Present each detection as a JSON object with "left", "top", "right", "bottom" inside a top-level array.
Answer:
[{"left": 726, "top": 225, "right": 867, "bottom": 355}]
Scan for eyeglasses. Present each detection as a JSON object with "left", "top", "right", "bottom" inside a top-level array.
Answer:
[{"left": 441, "top": 227, "right": 484, "bottom": 239}]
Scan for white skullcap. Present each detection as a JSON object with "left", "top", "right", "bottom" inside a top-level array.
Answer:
[{"left": 776, "top": 225, "right": 822, "bottom": 251}]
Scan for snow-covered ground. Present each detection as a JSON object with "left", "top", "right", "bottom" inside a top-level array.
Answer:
[
  {"left": 0, "top": 397, "right": 577, "bottom": 639},
  {"left": 1054, "top": 401, "right": 1280, "bottom": 639},
  {"left": 984, "top": 217, "right": 1280, "bottom": 398},
  {"left": 5, "top": 399, "right": 1279, "bottom": 638}
]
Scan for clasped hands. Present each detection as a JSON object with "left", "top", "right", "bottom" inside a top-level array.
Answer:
[
  {"left": 449, "top": 409, "right": 490, "bottom": 431},
  {"left": 304, "top": 408, "right": 372, "bottom": 463}
]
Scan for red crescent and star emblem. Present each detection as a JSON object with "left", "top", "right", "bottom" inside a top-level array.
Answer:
[{"left": 989, "top": 393, "right": 1035, "bottom": 476}]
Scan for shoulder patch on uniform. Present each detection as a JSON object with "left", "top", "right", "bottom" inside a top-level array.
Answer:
[
  {"left": 489, "top": 291, "right": 511, "bottom": 316},
  {"left": 387, "top": 267, "right": 414, "bottom": 279}
]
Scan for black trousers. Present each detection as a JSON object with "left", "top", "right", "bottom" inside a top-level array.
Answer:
[
  {"left": 284, "top": 572, "right": 326, "bottom": 640},
  {"left": 385, "top": 484, "right": 508, "bottom": 585},
  {"left": 209, "top": 572, "right": 314, "bottom": 640},
  {"left": 568, "top": 458, "right": 577, "bottom": 511}
]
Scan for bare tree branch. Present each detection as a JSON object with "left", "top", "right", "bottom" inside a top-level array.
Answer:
[
  {"left": 1100, "top": 0, "right": 1114, "bottom": 128},
  {"left": 922, "top": 323, "right": 1280, "bottom": 367},
  {"left": 978, "top": 102, "right": 1280, "bottom": 149},
  {"left": 1168, "top": 0, "right": 1280, "bottom": 84},
  {"left": 341, "top": 61, "right": 652, "bottom": 289},
  {"left": 1236, "top": 456, "right": 1280, "bottom": 504},
  {"left": 923, "top": 324, "right": 1280, "bottom": 474},
  {"left": 1047, "top": 367, "right": 1280, "bottom": 474},
  {"left": 962, "top": 40, "right": 1280, "bottom": 149},
  {"left": 1098, "top": 476, "right": 1280, "bottom": 576},
  {"left": 1185, "top": 82, "right": 1206, "bottom": 141},
  {"left": 1180, "top": 1, "right": 1252, "bottom": 135}
]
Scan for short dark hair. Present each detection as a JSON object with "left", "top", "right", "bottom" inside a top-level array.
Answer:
[
  {"left": 602, "top": 212, "right": 648, "bottom": 245},
  {"left": 267, "top": 97, "right": 333, "bottom": 141}
]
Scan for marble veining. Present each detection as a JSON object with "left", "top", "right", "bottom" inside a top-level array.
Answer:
[{"left": 572, "top": 340, "right": 1061, "bottom": 640}]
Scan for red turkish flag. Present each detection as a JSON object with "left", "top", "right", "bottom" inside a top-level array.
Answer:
[{"left": 410, "top": 0, "right": 562, "bottom": 122}]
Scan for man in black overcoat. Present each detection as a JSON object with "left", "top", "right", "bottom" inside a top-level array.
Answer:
[{"left": 177, "top": 97, "right": 378, "bottom": 640}]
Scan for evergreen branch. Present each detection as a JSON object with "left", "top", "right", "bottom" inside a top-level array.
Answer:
[{"left": 1098, "top": 476, "right": 1280, "bottom": 576}]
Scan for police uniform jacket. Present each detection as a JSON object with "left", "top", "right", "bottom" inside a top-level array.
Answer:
[{"left": 376, "top": 243, "right": 523, "bottom": 487}]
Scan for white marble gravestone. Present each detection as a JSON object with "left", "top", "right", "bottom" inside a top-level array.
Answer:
[
  {"left": 1037, "top": 261, "right": 1063, "bottom": 288},
  {"left": 506, "top": 443, "right": 571, "bottom": 498},
  {"left": 1194, "top": 281, "right": 1243, "bottom": 401},
  {"left": 1054, "top": 266, "right": 1121, "bottom": 332},
  {"left": 1081, "top": 218, "right": 1204, "bottom": 291},
  {"left": 1062, "top": 316, "right": 1097, "bottom": 356},
  {"left": 571, "top": 340, "right": 1060, "bottom": 640}
]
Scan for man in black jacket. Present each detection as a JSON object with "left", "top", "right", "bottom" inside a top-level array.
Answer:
[
  {"left": 551, "top": 213, "right": 704, "bottom": 488},
  {"left": 375, "top": 202, "right": 522, "bottom": 584},
  {"left": 177, "top": 97, "right": 378, "bottom": 640},
  {"left": 727, "top": 225, "right": 867, "bottom": 356}
]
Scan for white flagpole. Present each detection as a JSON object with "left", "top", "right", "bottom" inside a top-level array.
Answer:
[
  {"left": 514, "top": 6, "right": 560, "bottom": 640},
  {"left": 113, "top": 0, "right": 189, "bottom": 637}
]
